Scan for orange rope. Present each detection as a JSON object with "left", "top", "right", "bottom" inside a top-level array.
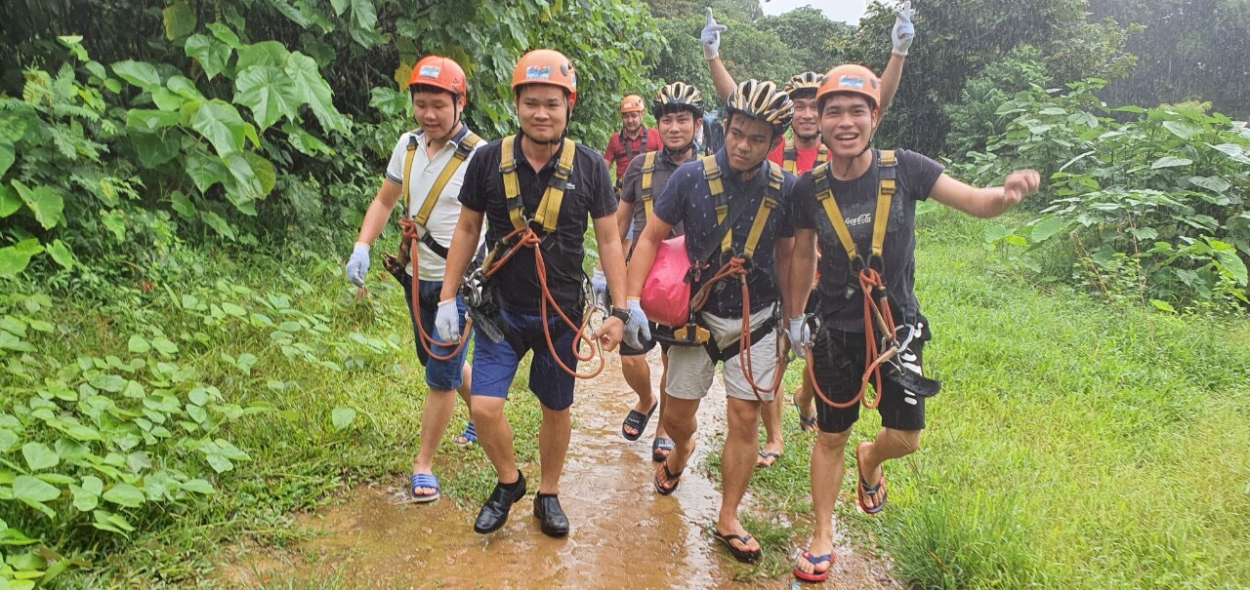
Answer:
[
  {"left": 687, "top": 256, "right": 782, "bottom": 403},
  {"left": 805, "top": 267, "right": 898, "bottom": 410},
  {"left": 401, "top": 218, "right": 472, "bottom": 362}
]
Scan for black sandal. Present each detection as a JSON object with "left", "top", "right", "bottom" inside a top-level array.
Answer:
[
  {"left": 713, "top": 529, "right": 762, "bottom": 563},
  {"left": 654, "top": 460, "right": 683, "bottom": 495}
]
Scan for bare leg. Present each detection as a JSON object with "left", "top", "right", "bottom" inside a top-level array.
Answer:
[
  {"left": 797, "top": 427, "right": 851, "bottom": 577},
  {"left": 471, "top": 395, "right": 519, "bottom": 484},
  {"left": 620, "top": 353, "right": 656, "bottom": 438},
  {"left": 537, "top": 405, "right": 571, "bottom": 494},
  {"left": 411, "top": 388, "right": 457, "bottom": 494},
  {"left": 715, "top": 397, "right": 762, "bottom": 553},
  {"left": 655, "top": 396, "right": 700, "bottom": 491},
  {"left": 857, "top": 427, "right": 922, "bottom": 511}
]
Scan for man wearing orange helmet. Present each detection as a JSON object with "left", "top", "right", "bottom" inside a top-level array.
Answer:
[
  {"left": 604, "top": 94, "right": 662, "bottom": 186},
  {"left": 701, "top": 2, "right": 916, "bottom": 469},
  {"left": 436, "top": 49, "right": 630, "bottom": 538},
  {"left": 343, "top": 55, "right": 484, "bottom": 504},
  {"left": 784, "top": 64, "right": 1040, "bottom": 583}
]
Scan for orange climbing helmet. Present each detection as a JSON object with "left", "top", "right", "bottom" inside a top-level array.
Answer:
[
  {"left": 817, "top": 64, "right": 881, "bottom": 111},
  {"left": 511, "top": 49, "right": 578, "bottom": 108},
  {"left": 408, "top": 55, "right": 468, "bottom": 97},
  {"left": 620, "top": 94, "right": 645, "bottom": 113}
]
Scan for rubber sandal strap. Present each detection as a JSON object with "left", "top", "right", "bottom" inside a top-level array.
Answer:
[{"left": 411, "top": 472, "right": 440, "bottom": 491}]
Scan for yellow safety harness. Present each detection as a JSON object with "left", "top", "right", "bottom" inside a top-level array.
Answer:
[
  {"left": 500, "top": 134, "right": 577, "bottom": 233},
  {"left": 638, "top": 151, "right": 659, "bottom": 220},
  {"left": 398, "top": 127, "right": 482, "bottom": 259},
  {"left": 673, "top": 155, "right": 785, "bottom": 402},
  {"left": 782, "top": 138, "right": 828, "bottom": 174},
  {"left": 805, "top": 149, "right": 901, "bottom": 410}
]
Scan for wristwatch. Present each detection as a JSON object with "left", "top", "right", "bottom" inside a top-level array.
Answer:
[{"left": 608, "top": 306, "right": 631, "bottom": 323}]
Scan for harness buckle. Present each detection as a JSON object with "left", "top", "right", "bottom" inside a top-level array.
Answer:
[{"left": 673, "top": 321, "right": 710, "bottom": 345}]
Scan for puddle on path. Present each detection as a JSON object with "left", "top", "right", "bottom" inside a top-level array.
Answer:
[{"left": 218, "top": 350, "right": 902, "bottom": 589}]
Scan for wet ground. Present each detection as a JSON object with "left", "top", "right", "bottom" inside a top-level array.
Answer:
[{"left": 218, "top": 350, "right": 902, "bottom": 589}]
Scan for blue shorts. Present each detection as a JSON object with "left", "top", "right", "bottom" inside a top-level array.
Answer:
[
  {"left": 401, "top": 274, "right": 469, "bottom": 391},
  {"left": 471, "top": 307, "right": 583, "bottom": 411}
]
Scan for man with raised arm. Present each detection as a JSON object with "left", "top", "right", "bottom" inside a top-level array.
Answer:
[
  {"left": 785, "top": 65, "right": 1039, "bottom": 583},
  {"left": 701, "top": 2, "right": 917, "bottom": 468}
]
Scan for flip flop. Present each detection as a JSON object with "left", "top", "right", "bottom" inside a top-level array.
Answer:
[
  {"left": 794, "top": 396, "right": 817, "bottom": 432},
  {"left": 651, "top": 437, "right": 674, "bottom": 462},
  {"left": 855, "top": 441, "right": 887, "bottom": 514},
  {"left": 712, "top": 529, "right": 762, "bottom": 563},
  {"left": 409, "top": 472, "right": 440, "bottom": 503},
  {"left": 755, "top": 450, "right": 781, "bottom": 468},
  {"left": 453, "top": 421, "right": 477, "bottom": 446},
  {"left": 621, "top": 402, "right": 658, "bottom": 441},
  {"left": 654, "top": 460, "right": 683, "bottom": 495},
  {"left": 792, "top": 550, "right": 833, "bottom": 582}
]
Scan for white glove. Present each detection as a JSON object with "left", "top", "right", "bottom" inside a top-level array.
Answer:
[
  {"left": 622, "top": 298, "right": 652, "bottom": 350},
  {"left": 591, "top": 268, "right": 609, "bottom": 310},
  {"left": 434, "top": 298, "right": 461, "bottom": 343},
  {"left": 892, "top": 0, "right": 915, "bottom": 56},
  {"left": 345, "top": 242, "right": 370, "bottom": 287},
  {"left": 701, "top": 8, "right": 727, "bottom": 61},
  {"left": 787, "top": 317, "right": 810, "bottom": 351}
]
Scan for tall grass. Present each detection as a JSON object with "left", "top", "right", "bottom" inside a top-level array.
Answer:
[{"left": 747, "top": 205, "right": 1250, "bottom": 588}]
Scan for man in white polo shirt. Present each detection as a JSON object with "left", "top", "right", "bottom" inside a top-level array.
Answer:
[{"left": 344, "top": 55, "right": 485, "bottom": 503}]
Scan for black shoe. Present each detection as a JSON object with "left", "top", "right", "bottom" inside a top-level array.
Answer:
[
  {"left": 473, "top": 472, "right": 526, "bottom": 534},
  {"left": 533, "top": 493, "right": 569, "bottom": 537}
]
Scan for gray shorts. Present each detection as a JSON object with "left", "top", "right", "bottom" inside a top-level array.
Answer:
[{"left": 665, "top": 305, "right": 780, "bottom": 402}]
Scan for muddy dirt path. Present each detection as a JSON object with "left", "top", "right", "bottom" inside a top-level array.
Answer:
[{"left": 219, "top": 350, "right": 901, "bottom": 589}]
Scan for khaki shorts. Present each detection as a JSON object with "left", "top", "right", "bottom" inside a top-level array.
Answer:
[{"left": 665, "top": 305, "right": 779, "bottom": 402}]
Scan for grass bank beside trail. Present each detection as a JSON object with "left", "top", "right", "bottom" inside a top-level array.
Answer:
[
  {"left": 1, "top": 250, "right": 542, "bottom": 588},
  {"left": 743, "top": 206, "right": 1250, "bottom": 589}
]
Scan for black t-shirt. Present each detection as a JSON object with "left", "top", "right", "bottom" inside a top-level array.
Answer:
[
  {"left": 459, "top": 137, "right": 617, "bottom": 313},
  {"left": 652, "top": 149, "right": 796, "bottom": 318},
  {"left": 620, "top": 149, "right": 686, "bottom": 238},
  {"left": 789, "top": 149, "right": 944, "bottom": 332}
]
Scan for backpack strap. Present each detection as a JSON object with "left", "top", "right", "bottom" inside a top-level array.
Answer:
[{"left": 639, "top": 151, "right": 659, "bottom": 220}]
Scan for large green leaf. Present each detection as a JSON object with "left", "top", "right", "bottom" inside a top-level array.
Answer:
[
  {"left": 223, "top": 152, "right": 263, "bottom": 202},
  {"left": 22, "top": 442, "right": 59, "bottom": 471},
  {"left": 130, "top": 131, "right": 181, "bottom": 169},
  {"left": 102, "top": 483, "right": 146, "bottom": 508},
  {"left": 45, "top": 240, "right": 75, "bottom": 269},
  {"left": 166, "top": 75, "right": 206, "bottom": 101},
  {"left": 111, "top": 60, "right": 162, "bottom": 91},
  {"left": 331, "top": 406, "right": 356, "bottom": 431},
  {"left": 0, "top": 239, "right": 42, "bottom": 278},
  {"left": 0, "top": 184, "right": 20, "bottom": 217},
  {"left": 0, "top": 139, "right": 13, "bottom": 177},
  {"left": 285, "top": 52, "right": 350, "bottom": 134},
  {"left": 162, "top": 0, "right": 197, "bottom": 40},
  {"left": 242, "top": 151, "right": 276, "bottom": 197},
  {"left": 236, "top": 41, "right": 290, "bottom": 71},
  {"left": 206, "top": 22, "right": 241, "bottom": 49},
  {"left": 234, "top": 66, "right": 300, "bottom": 130},
  {"left": 13, "top": 475, "right": 60, "bottom": 514},
  {"left": 199, "top": 210, "right": 236, "bottom": 239},
  {"left": 184, "top": 34, "right": 230, "bottom": 80},
  {"left": 11, "top": 180, "right": 64, "bottom": 230},
  {"left": 185, "top": 151, "right": 229, "bottom": 194},
  {"left": 191, "top": 100, "right": 246, "bottom": 157},
  {"left": 1151, "top": 156, "right": 1193, "bottom": 169},
  {"left": 282, "top": 123, "right": 333, "bottom": 156},
  {"left": 125, "top": 109, "right": 181, "bottom": 131},
  {"left": 71, "top": 476, "right": 103, "bottom": 512}
]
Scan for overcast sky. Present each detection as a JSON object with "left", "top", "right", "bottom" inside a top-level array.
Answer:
[{"left": 759, "top": 0, "right": 867, "bottom": 24}]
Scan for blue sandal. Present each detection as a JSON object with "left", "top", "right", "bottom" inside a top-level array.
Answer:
[
  {"left": 793, "top": 550, "right": 833, "bottom": 582},
  {"left": 409, "top": 472, "right": 440, "bottom": 503},
  {"left": 454, "top": 421, "right": 477, "bottom": 446}
]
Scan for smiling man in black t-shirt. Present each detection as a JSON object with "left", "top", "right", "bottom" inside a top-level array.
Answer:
[
  {"left": 436, "top": 49, "right": 629, "bottom": 539},
  {"left": 784, "top": 64, "right": 1040, "bottom": 583}
]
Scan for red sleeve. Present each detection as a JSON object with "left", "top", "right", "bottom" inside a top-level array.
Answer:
[
  {"left": 647, "top": 128, "right": 661, "bottom": 151},
  {"left": 604, "top": 133, "right": 619, "bottom": 161}
]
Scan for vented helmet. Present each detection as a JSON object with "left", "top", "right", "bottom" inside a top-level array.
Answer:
[
  {"left": 652, "top": 82, "right": 704, "bottom": 118},
  {"left": 725, "top": 79, "right": 793, "bottom": 132}
]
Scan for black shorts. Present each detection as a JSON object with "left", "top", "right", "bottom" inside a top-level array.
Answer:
[
  {"left": 809, "top": 321, "right": 931, "bottom": 434},
  {"left": 620, "top": 323, "right": 673, "bottom": 357}
]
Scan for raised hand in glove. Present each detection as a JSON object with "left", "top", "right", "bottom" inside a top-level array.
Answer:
[
  {"left": 892, "top": 0, "right": 915, "bottom": 56},
  {"left": 702, "top": 8, "right": 728, "bottom": 61}
]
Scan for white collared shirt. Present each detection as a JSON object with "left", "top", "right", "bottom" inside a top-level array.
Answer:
[{"left": 384, "top": 126, "right": 485, "bottom": 280}]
